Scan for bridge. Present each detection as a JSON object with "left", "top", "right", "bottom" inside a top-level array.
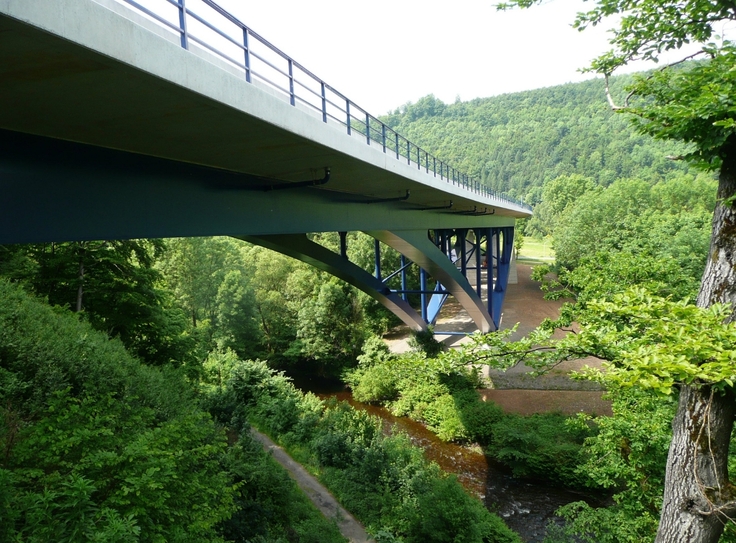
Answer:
[{"left": 0, "top": 0, "right": 531, "bottom": 334}]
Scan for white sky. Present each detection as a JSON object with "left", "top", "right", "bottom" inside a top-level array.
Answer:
[{"left": 216, "top": 0, "right": 620, "bottom": 115}]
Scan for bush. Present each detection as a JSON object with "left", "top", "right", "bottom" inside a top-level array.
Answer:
[
  {"left": 220, "top": 432, "right": 346, "bottom": 543},
  {"left": 405, "top": 475, "right": 520, "bottom": 543},
  {"left": 489, "top": 413, "right": 592, "bottom": 487},
  {"left": 350, "top": 363, "right": 400, "bottom": 403},
  {"left": 408, "top": 328, "right": 445, "bottom": 357},
  {"left": 422, "top": 393, "right": 470, "bottom": 441},
  {"left": 0, "top": 280, "right": 235, "bottom": 542},
  {"left": 458, "top": 396, "right": 505, "bottom": 444}
]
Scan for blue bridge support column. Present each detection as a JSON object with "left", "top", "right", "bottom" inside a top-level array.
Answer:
[
  {"left": 367, "top": 230, "right": 495, "bottom": 333},
  {"left": 489, "top": 226, "right": 515, "bottom": 329}
]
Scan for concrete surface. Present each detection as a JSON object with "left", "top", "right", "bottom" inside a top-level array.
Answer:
[{"left": 0, "top": 0, "right": 529, "bottom": 224}]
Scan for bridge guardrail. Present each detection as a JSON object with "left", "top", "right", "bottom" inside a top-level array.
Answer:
[{"left": 117, "top": 0, "right": 532, "bottom": 212}]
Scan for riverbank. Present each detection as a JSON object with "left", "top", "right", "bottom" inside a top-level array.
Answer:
[{"left": 309, "top": 389, "right": 606, "bottom": 543}]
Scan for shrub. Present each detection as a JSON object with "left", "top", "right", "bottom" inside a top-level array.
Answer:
[
  {"left": 421, "top": 393, "right": 470, "bottom": 441},
  {"left": 0, "top": 281, "right": 236, "bottom": 542},
  {"left": 404, "top": 475, "right": 520, "bottom": 543},
  {"left": 408, "top": 328, "right": 445, "bottom": 357},
  {"left": 489, "top": 413, "right": 592, "bottom": 487},
  {"left": 350, "top": 363, "right": 400, "bottom": 403},
  {"left": 457, "top": 394, "right": 505, "bottom": 444},
  {"left": 220, "top": 432, "right": 346, "bottom": 543}
]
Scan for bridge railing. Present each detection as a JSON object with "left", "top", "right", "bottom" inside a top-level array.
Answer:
[{"left": 116, "top": 0, "right": 531, "bottom": 211}]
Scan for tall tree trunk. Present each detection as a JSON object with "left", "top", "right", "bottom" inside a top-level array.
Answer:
[
  {"left": 656, "top": 386, "right": 735, "bottom": 542},
  {"left": 697, "top": 139, "right": 736, "bottom": 314},
  {"left": 76, "top": 253, "right": 85, "bottom": 313},
  {"left": 656, "top": 140, "right": 736, "bottom": 543}
]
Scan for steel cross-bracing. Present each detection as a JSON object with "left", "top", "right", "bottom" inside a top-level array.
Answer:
[{"left": 244, "top": 228, "right": 515, "bottom": 333}]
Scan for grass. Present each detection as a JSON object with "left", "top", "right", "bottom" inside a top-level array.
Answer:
[{"left": 518, "top": 237, "right": 554, "bottom": 264}]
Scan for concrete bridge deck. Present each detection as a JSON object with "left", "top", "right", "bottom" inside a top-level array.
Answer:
[{"left": 0, "top": 0, "right": 529, "bottom": 243}]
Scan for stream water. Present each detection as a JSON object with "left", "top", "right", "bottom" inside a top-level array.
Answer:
[{"left": 289, "top": 373, "right": 606, "bottom": 543}]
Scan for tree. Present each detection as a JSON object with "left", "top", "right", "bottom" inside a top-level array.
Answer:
[
  {"left": 158, "top": 237, "right": 240, "bottom": 330},
  {"left": 551, "top": 175, "right": 714, "bottom": 275},
  {"left": 494, "top": 2, "right": 736, "bottom": 541},
  {"left": 0, "top": 240, "right": 192, "bottom": 366},
  {"left": 214, "top": 269, "right": 262, "bottom": 359},
  {"left": 525, "top": 174, "right": 596, "bottom": 237},
  {"left": 296, "top": 279, "right": 367, "bottom": 375}
]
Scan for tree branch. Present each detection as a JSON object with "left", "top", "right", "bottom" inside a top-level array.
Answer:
[{"left": 605, "top": 50, "right": 707, "bottom": 110}]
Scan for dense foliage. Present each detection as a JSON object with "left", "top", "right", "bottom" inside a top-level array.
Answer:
[
  {"left": 494, "top": 2, "right": 736, "bottom": 538},
  {"left": 551, "top": 175, "right": 715, "bottom": 275},
  {"left": 381, "top": 77, "right": 693, "bottom": 201},
  {"left": 0, "top": 279, "right": 348, "bottom": 542},
  {"left": 346, "top": 340, "right": 594, "bottom": 488},
  {"left": 207, "top": 357, "right": 521, "bottom": 543},
  {"left": 0, "top": 233, "right": 405, "bottom": 378}
]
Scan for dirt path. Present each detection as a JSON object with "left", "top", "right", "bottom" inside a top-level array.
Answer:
[{"left": 250, "top": 428, "right": 373, "bottom": 543}]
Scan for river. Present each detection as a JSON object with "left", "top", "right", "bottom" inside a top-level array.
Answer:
[{"left": 289, "top": 373, "right": 606, "bottom": 543}]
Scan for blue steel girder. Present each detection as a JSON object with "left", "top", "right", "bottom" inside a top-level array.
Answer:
[
  {"left": 490, "top": 226, "right": 515, "bottom": 328},
  {"left": 373, "top": 227, "right": 515, "bottom": 332},
  {"left": 240, "top": 228, "right": 514, "bottom": 335},
  {"left": 238, "top": 233, "right": 427, "bottom": 332},
  {"left": 367, "top": 230, "right": 496, "bottom": 333}
]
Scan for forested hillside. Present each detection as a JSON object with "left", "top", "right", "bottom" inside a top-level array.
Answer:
[{"left": 382, "top": 75, "right": 693, "bottom": 201}]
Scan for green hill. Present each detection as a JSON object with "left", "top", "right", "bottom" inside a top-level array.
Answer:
[{"left": 381, "top": 75, "right": 693, "bottom": 202}]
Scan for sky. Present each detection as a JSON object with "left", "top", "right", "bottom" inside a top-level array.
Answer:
[{"left": 214, "top": 0, "right": 623, "bottom": 115}]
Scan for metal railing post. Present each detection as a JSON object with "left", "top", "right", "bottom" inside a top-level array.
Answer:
[
  {"left": 382, "top": 124, "right": 386, "bottom": 153},
  {"left": 321, "top": 82, "right": 327, "bottom": 123},
  {"left": 243, "top": 27, "right": 251, "bottom": 82},
  {"left": 395, "top": 132, "right": 399, "bottom": 159},
  {"left": 288, "top": 59, "right": 295, "bottom": 106},
  {"left": 177, "top": 0, "right": 188, "bottom": 49},
  {"left": 366, "top": 113, "right": 370, "bottom": 145},
  {"left": 346, "top": 99, "right": 351, "bottom": 135}
]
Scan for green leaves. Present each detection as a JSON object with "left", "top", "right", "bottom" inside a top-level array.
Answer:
[
  {"left": 0, "top": 281, "right": 236, "bottom": 542},
  {"left": 233, "top": 358, "right": 521, "bottom": 543},
  {"left": 624, "top": 43, "right": 736, "bottom": 169},
  {"left": 458, "top": 287, "right": 736, "bottom": 396},
  {"left": 575, "top": 290, "right": 736, "bottom": 394}
]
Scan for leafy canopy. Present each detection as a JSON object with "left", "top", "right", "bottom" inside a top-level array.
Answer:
[{"left": 451, "top": 289, "right": 736, "bottom": 396}]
